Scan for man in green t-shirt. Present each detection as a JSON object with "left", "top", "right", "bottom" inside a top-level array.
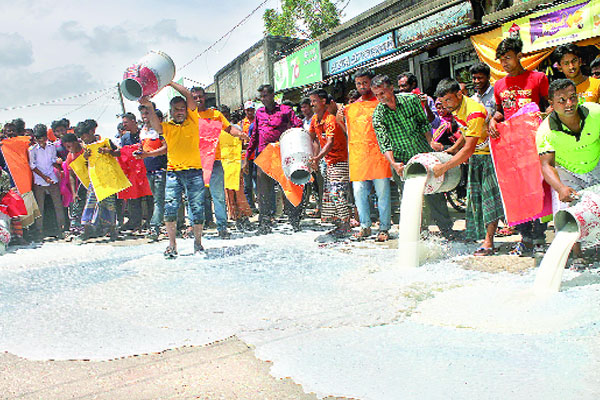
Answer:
[{"left": 537, "top": 79, "right": 600, "bottom": 268}]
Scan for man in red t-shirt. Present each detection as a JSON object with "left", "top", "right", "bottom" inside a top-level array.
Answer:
[
  {"left": 308, "top": 88, "right": 351, "bottom": 240},
  {"left": 489, "top": 36, "right": 549, "bottom": 256},
  {"left": 490, "top": 37, "right": 549, "bottom": 129}
]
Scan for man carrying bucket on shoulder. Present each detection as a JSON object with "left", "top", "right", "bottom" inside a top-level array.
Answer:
[
  {"left": 433, "top": 78, "right": 504, "bottom": 256},
  {"left": 139, "top": 81, "right": 205, "bottom": 259},
  {"left": 537, "top": 79, "right": 600, "bottom": 269}
]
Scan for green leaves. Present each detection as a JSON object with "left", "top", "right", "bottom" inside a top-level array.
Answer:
[{"left": 263, "top": 0, "right": 341, "bottom": 38}]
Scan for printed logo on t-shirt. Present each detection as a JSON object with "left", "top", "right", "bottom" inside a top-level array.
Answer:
[{"left": 500, "top": 88, "right": 533, "bottom": 116}]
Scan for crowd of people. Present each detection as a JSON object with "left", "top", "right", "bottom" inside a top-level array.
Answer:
[{"left": 0, "top": 37, "right": 598, "bottom": 265}]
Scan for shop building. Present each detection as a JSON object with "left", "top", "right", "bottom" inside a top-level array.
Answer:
[{"left": 214, "top": 36, "right": 305, "bottom": 110}]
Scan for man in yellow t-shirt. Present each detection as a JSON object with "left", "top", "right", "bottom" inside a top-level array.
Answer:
[
  {"left": 190, "top": 87, "right": 247, "bottom": 239},
  {"left": 553, "top": 44, "right": 600, "bottom": 103},
  {"left": 139, "top": 81, "right": 205, "bottom": 259},
  {"left": 433, "top": 78, "right": 504, "bottom": 256}
]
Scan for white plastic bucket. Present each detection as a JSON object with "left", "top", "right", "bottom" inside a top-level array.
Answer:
[
  {"left": 0, "top": 212, "right": 11, "bottom": 249},
  {"left": 280, "top": 128, "right": 313, "bottom": 185},
  {"left": 554, "top": 185, "right": 600, "bottom": 246},
  {"left": 403, "top": 152, "right": 461, "bottom": 194},
  {"left": 121, "top": 50, "right": 176, "bottom": 101}
]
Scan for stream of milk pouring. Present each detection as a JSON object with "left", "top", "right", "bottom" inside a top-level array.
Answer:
[
  {"left": 533, "top": 230, "right": 580, "bottom": 294},
  {"left": 398, "top": 175, "right": 428, "bottom": 268}
]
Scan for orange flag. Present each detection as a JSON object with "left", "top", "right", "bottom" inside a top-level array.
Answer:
[
  {"left": 344, "top": 100, "right": 391, "bottom": 182},
  {"left": 1, "top": 136, "right": 33, "bottom": 194},
  {"left": 254, "top": 143, "right": 303, "bottom": 207},
  {"left": 198, "top": 119, "right": 223, "bottom": 186}
]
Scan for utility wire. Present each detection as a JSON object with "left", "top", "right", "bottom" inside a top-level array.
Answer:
[
  {"left": 60, "top": 90, "right": 112, "bottom": 118},
  {"left": 179, "top": 0, "right": 271, "bottom": 71},
  {"left": 0, "top": 87, "right": 114, "bottom": 112}
]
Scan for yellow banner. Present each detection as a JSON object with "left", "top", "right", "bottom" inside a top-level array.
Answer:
[
  {"left": 69, "top": 154, "right": 91, "bottom": 188},
  {"left": 218, "top": 130, "right": 242, "bottom": 191},
  {"left": 502, "top": 0, "right": 600, "bottom": 53},
  {"left": 86, "top": 139, "right": 131, "bottom": 202}
]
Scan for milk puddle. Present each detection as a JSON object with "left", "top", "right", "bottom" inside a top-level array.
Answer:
[
  {"left": 534, "top": 230, "right": 580, "bottom": 294},
  {"left": 398, "top": 175, "right": 427, "bottom": 268}
]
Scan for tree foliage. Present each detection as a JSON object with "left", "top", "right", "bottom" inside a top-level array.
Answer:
[{"left": 263, "top": 0, "right": 342, "bottom": 38}]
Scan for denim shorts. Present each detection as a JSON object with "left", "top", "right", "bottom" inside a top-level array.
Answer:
[{"left": 164, "top": 169, "right": 205, "bottom": 224}]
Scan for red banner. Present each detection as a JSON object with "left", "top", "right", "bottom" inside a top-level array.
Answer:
[
  {"left": 117, "top": 145, "right": 152, "bottom": 200},
  {"left": 490, "top": 112, "right": 544, "bottom": 226},
  {"left": 198, "top": 119, "right": 223, "bottom": 186}
]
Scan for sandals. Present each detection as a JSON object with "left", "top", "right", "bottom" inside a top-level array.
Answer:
[
  {"left": 353, "top": 227, "right": 371, "bottom": 240},
  {"left": 473, "top": 246, "right": 495, "bottom": 257},
  {"left": 496, "top": 227, "right": 515, "bottom": 237},
  {"left": 306, "top": 209, "right": 321, "bottom": 218},
  {"left": 509, "top": 242, "right": 533, "bottom": 257},
  {"left": 164, "top": 246, "right": 178, "bottom": 259},
  {"left": 375, "top": 230, "right": 390, "bottom": 242}
]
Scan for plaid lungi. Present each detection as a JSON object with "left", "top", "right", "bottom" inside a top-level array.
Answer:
[
  {"left": 466, "top": 154, "right": 504, "bottom": 241},
  {"left": 81, "top": 183, "right": 117, "bottom": 227},
  {"left": 322, "top": 161, "right": 350, "bottom": 225}
]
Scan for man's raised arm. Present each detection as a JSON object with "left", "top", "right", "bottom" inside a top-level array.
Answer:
[{"left": 169, "top": 81, "right": 197, "bottom": 112}]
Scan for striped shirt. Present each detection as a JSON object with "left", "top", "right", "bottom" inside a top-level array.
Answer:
[{"left": 453, "top": 96, "right": 489, "bottom": 155}]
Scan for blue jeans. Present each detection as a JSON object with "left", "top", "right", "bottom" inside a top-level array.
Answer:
[
  {"left": 209, "top": 161, "right": 228, "bottom": 231},
  {"left": 353, "top": 178, "right": 391, "bottom": 231},
  {"left": 204, "top": 191, "right": 213, "bottom": 224},
  {"left": 147, "top": 170, "right": 166, "bottom": 228},
  {"left": 164, "top": 169, "right": 205, "bottom": 225}
]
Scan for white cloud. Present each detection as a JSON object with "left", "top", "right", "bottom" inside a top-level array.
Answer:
[
  {"left": 0, "top": 33, "right": 33, "bottom": 67},
  {"left": 0, "top": 0, "right": 384, "bottom": 134},
  {"left": 0, "top": 65, "right": 100, "bottom": 109},
  {"left": 59, "top": 19, "right": 199, "bottom": 55}
]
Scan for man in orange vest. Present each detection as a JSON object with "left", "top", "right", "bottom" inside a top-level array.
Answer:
[{"left": 338, "top": 69, "right": 392, "bottom": 242}]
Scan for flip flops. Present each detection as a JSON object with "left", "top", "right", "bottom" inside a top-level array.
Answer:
[
  {"left": 509, "top": 242, "right": 533, "bottom": 257},
  {"left": 496, "top": 227, "right": 515, "bottom": 237},
  {"left": 473, "top": 246, "right": 495, "bottom": 256},
  {"left": 376, "top": 230, "right": 390, "bottom": 242}
]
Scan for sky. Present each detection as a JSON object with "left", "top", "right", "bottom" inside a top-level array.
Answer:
[{"left": 0, "top": 0, "right": 383, "bottom": 137}]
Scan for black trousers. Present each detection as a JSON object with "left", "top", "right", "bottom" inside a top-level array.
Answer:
[{"left": 256, "top": 167, "right": 303, "bottom": 226}]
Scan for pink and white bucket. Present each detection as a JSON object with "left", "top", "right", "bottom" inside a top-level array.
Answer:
[
  {"left": 554, "top": 185, "right": 600, "bottom": 247},
  {"left": 121, "top": 50, "right": 176, "bottom": 101},
  {"left": 404, "top": 152, "right": 461, "bottom": 194}
]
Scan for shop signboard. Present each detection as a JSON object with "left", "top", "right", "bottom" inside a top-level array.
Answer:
[
  {"left": 502, "top": 0, "right": 600, "bottom": 53},
  {"left": 274, "top": 41, "right": 322, "bottom": 91},
  {"left": 394, "top": 2, "right": 473, "bottom": 47},
  {"left": 324, "top": 32, "right": 396, "bottom": 76}
]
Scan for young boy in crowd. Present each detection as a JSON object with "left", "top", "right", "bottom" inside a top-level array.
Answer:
[
  {"left": 489, "top": 37, "right": 549, "bottom": 256},
  {"left": 74, "top": 121, "right": 120, "bottom": 241},
  {"left": 553, "top": 44, "right": 599, "bottom": 103},
  {"left": 29, "top": 124, "right": 66, "bottom": 240},
  {"left": 61, "top": 133, "right": 88, "bottom": 235}
]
